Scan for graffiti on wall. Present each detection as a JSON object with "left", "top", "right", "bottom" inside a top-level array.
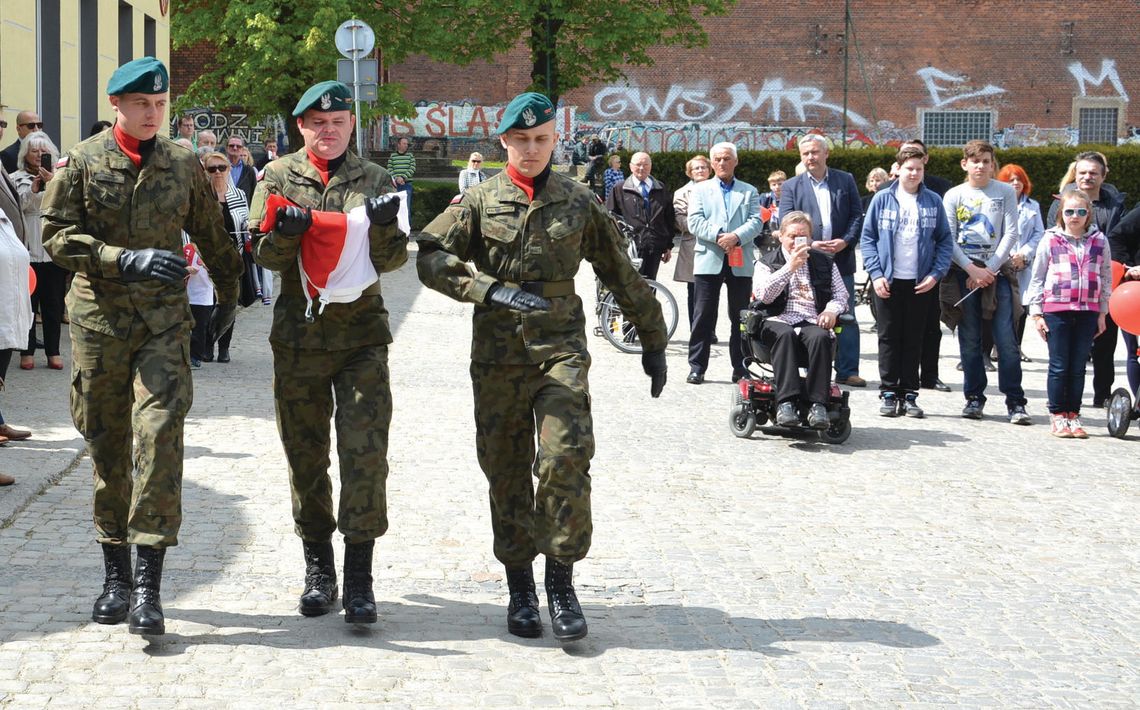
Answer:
[
  {"left": 1069, "top": 59, "right": 1129, "bottom": 101},
  {"left": 575, "top": 120, "right": 911, "bottom": 152},
  {"left": 392, "top": 59, "right": 1135, "bottom": 153},
  {"left": 389, "top": 101, "right": 575, "bottom": 139},
  {"left": 593, "top": 81, "right": 868, "bottom": 126},
  {"left": 915, "top": 67, "right": 1006, "bottom": 108},
  {"left": 172, "top": 110, "right": 284, "bottom": 146}
]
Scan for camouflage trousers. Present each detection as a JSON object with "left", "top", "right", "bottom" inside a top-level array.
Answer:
[
  {"left": 470, "top": 351, "right": 595, "bottom": 567},
  {"left": 272, "top": 343, "right": 391, "bottom": 544},
  {"left": 70, "top": 320, "right": 192, "bottom": 548}
]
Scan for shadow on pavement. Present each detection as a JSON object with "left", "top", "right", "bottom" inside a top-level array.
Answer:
[
  {"left": 748, "top": 425, "right": 970, "bottom": 454},
  {"left": 142, "top": 594, "right": 938, "bottom": 658}
]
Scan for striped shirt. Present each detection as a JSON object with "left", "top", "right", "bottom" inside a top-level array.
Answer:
[
  {"left": 751, "top": 249, "right": 848, "bottom": 330},
  {"left": 387, "top": 150, "right": 416, "bottom": 181}
]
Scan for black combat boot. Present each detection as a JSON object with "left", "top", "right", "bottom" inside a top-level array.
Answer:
[
  {"left": 92, "top": 544, "right": 133, "bottom": 624},
  {"left": 544, "top": 558, "right": 587, "bottom": 641},
  {"left": 505, "top": 565, "right": 542, "bottom": 638},
  {"left": 299, "top": 541, "right": 338, "bottom": 617},
  {"left": 216, "top": 347, "right": 230, "bottom": 363},
  {"left": 342, "top": 540, "right": 377, "bottom": 624},
  {"left": 128, "top": 546, "right": 166, "bottom": 635}
]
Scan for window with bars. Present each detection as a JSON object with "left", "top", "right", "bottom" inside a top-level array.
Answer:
[
  {"left": 1078, "top": 107, "right": 1119, "bottom": 144},
  {"left": 920, "top": 110, "right": 995, "bottom": 147}
]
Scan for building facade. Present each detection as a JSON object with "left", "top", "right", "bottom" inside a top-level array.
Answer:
[{"left": 0, "top": 0, "right": 169, "bottom": 153}]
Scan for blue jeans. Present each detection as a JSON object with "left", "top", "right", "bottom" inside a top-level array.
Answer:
[
  {"left": 955, "top": 270, "right": 1025, "bottom": 408},
  {"left": 397, "top": 181, "right": 413, "bottom": 223},
  {"left": 1043, "top": 311, "right": 1099, "bottom": 414},
  {"left": 834, "top": 272, "right": 860, "bottom": 379}
]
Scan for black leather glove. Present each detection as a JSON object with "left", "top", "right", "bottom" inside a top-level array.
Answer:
[
  {"left": 117, "top": 248, "right": 188, "bottom": 284},
  {"left": 210, "top": 302, "right": 237, "bottom": 342},
  {"left": 365, "top": 194, "right": 400, "bottom": 226},
  {"left": 485, "top": 283, "right": 552, "bottom": 312},
  {"left": 275, "top": 205, "right": 312, "bottom": 237},
  {"left": 641, "top": 349, "right": 667, "bottom": 398}
]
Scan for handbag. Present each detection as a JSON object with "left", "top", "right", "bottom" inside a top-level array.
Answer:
[{"left": 238, "top": 249, "right": 259, "bottom": 307}]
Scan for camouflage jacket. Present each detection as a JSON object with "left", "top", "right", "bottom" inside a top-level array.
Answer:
[
  {"left": 418, "top": 169, "right": 666, "bottom": 364},
  {"left": 41, "top": 133, "right": 242, "bottom": 338},
  {"left": 249, "top": 149, "right": 407, "bottom": 350}
]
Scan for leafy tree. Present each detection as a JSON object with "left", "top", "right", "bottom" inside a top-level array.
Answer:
[
  {"left": 172, "top": 1, "right": 735, "bottom": 149},
  {"left": 413, "top": 0, "right": 736, "bottom": 107},
  {"left": 172, "top": 1, "right": 420, "bottom": 150}
]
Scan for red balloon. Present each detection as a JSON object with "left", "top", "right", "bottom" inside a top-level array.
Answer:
[
  {"left": 28, "top": 265, "right": 36, "bottom": 295},
  {"left": 1112, "top": 260, "right": 1125, "bottom": 289},
  {"left": 1109, "top": 281, "right": 1140, "bottom": 335}
]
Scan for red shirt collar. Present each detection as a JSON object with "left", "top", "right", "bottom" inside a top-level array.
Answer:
[
  {"left": 306, "top": 148, "right": 330, "bottom": 185},
  {"left": 113, "top": 124, "right": 142, "bottom": 169},
  {"left": 506, "top": 163, "right": 536, "bottom": 201}
]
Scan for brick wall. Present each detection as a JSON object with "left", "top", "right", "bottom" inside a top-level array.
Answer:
[
  {"left": 385, "top": 0, "right": 1140, "bottom": 152},
  {"left": 170, "top": 1, "right": 1140, "bottom": 154}
]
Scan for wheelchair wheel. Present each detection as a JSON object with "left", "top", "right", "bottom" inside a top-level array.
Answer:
[
  {"left": 597, "top": 280, "right": 679, "bottom": 353},
  {"left": 1107, "top": 388, "right": 1133, "bottom": 439},
  {"left": 818, "top": 415, "right": 852, "bottom": 444},
  {"left": 729, "top": 388, "right": 756, "bottom": 438}
]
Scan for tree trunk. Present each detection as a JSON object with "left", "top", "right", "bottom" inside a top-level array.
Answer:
[{"left": 529, "top": 9, "right": 563, "bottom": 107}]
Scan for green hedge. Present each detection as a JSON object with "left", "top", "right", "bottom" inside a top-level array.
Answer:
[
  {"left": 623, "top": 145, "right": 1140, "bottom": 212},
  {"left": 405, "top": 145, "right": 1140, "bottom": 230},
  {"left": 408, "top": 179, "right": 460, "bottom": 231}
]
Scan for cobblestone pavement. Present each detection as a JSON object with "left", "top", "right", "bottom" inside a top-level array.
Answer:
[{"left": 1, "top": 249, "right": 1137, "bottom": 709}]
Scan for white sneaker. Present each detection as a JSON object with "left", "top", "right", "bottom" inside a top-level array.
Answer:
[
  {"left": 1050, "top": 413, "right": 1072, "bottom": 438},
  {"left": 1067, "top": 412, "right": 1088, "bottom": 439}
]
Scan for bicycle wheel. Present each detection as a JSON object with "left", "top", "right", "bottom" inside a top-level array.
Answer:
[
  {"left": 645, "top": 279, "right": 680, "bottom": 341},
  {"left": 598, "top": 280, "right": 680, "bottom": 353},
  {"left": 598, "top": 292, "right": 642, "bottom": 354}
]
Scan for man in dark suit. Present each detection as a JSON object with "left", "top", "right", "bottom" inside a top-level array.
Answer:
[
  {"left": 778, "top": 135, "right": 865, "bottom": 386},
  {"left": 1, "top": 110, "right": 43, "bottom": 174},
  {"left": 225, "top": 134, "right": 256, "bottom": 206}
]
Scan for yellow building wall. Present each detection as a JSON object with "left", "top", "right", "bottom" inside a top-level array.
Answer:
[{"left": 0, "top": 0, "right": 169, "bottom": 154}]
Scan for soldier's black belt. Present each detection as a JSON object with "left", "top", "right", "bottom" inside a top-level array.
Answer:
[{"left": 518, "top": 280, "right": 575, "bottom": 298}]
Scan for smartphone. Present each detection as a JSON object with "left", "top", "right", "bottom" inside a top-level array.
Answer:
[
  {"left": 794, "top": 236, "right": 808, "bottom": 248},
  {"left": 40, "top": 153, "right": 52, "bottom": 171}
]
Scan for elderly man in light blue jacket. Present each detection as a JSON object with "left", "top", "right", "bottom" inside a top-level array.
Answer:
[{"left": 685, "top": 142, "right": 764, "bottom": 384}]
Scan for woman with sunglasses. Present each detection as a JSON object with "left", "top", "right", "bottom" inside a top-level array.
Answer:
[
  {"left": 1026, "top": 190, "right": 1113, "bottom": 438},
  {"left": 458, "top": 152, "right": 487, "bottom": 195},
  {"left": 202, "top": 151, "right": 253, "bottom": 363}
]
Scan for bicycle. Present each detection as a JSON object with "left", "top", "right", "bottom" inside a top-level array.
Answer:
[{"left": 593, "top": 218, "right": 680, "bottom": 354}]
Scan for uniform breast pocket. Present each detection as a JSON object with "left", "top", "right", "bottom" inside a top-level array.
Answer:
[
  {"left": 481, "top": 217, "right": 517, "bottom": 244},
  {"left": 89, "top": 175, "right": 128, "bottom": 212},
  {"left": 546, "top": 220, "right": 583, "bottom": 252}
]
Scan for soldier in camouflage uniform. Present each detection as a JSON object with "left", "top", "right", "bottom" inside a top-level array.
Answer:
[
  {"left": 417, "top": 92, "right": 668, "bottom": 642},
  {"left": 248, "top": 81, "right": 405, "bottom": 625},
  {"left": 41, "top": 57, "right": 243, "bottom": 636}
]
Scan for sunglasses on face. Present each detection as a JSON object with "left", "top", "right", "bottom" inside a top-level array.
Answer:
[
  {"left": 227, "top": 144, "right": 242, "bottom": 149},
  {"left": 1063, "top": 208, "right": 1089, "bottom": 217},
  {"left": 205, "top": 165, "right": 228, "bottom": 173},
  {"left": 20, "top": 122, "right": 43, "bottom": 129},
  {"left": 471, "top": 160, "right": 481, "bottom": 164}
]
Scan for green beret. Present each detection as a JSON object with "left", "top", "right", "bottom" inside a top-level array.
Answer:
[
  {"left": 106, "top": 57, "right": 169, "bottom": 96},
  {"left": 292, "top": 81, "right": 353, "bottom": 117},
  {"left": 495, "top": 92, "right": 555, "bottom": 134}
]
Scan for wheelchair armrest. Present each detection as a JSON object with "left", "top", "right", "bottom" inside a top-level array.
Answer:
[{"left": 837, "top": 312, "right": 857, "bottom": 326}]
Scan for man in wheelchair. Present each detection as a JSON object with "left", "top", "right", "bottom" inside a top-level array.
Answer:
[{"left": 750, "top": 211, "right": 850, "bottom": 429}]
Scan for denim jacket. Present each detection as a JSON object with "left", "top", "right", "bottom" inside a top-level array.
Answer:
[{"left": 860, "top": 181, "right": 953, "bottom": 283}]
